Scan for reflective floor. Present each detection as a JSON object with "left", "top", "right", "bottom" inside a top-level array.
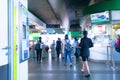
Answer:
[{"left": 28, "top": 53, "right": 120, "bottom": 80}]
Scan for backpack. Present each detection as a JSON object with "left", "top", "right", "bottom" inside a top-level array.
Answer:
[
  {"left": 65, "top": 40, "right": 72, "bottom": 52},
  {"left": 74, "top": 48, "right": 81, "bottom": 58},
  {"left": 35, "top": 42, "right": 41, "bottom": 51}
]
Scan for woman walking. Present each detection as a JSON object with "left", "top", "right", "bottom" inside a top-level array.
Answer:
[{"left": 79, "top": 31, "right": 93, "bottom": 77}]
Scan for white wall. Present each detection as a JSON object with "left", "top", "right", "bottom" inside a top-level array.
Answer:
[
  {"left": 0, "top": 0, "right": 8, "bottom": 66},
  {"left": 0, "top": 1, "right": 8, "bottom": 80},
  {"left": 19, "top": 61, "right": 28, "bottom": 80}
]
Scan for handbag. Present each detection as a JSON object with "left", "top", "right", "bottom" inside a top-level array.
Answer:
[{"left": 74, "top": 48, "right": 81, "bottom": 57}]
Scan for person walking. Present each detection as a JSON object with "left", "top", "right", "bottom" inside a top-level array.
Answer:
[
  {"left": 79, "top": 30, "right": 93, "bottom": 77},
  {"left": 115, "top": 34, "right": 120, "bottom": 53},
  {"left": 50, "top": 40, "right": 56, "bottom": 59},
  {"left": 73, "top": 37, "right": 80, "bottom": 59},
  {"left": 35, "top": 37, "right": 44, "bottom": 63},
  {"left": 62, "top": 34, "right": 72, "bottom": 67},
  {"left": 56, "top": 38, "right": 62, "bottom": 61}
]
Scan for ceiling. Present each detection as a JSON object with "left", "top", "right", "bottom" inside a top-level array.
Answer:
[{"left": 28, "top": 0, "right": 105, "bottom": 30}]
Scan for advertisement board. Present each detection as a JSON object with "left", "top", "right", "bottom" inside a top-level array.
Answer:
[
  {"left": 90, "top": 11, "right": 110, "bottom": 23},
  {"left": 18, "top": 3, "right": 29, "bottom": 63}
]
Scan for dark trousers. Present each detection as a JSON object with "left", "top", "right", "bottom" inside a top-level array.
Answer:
[
  {"left": 56, "top": 48, "right": 61, "bottom": 59},
  {"left": 36, "top": 49, "right": 42, "bottom": 62}
]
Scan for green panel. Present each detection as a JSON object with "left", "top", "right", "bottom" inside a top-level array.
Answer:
[
  {"left": 71, "top": 31, "right": 82, "bottom": 38},
  {"left": 33, "top": 36, "right": 39, "bottom": 40},
  {"left": 29, "top": 32, "right": 40, "bottom": 40},
  {"left": 65, "top": 31, "right": 71, "bottom": 35},
  {"left": 29, "top": 32, "right": 40, "bottom": 36},
  {"left": 83, "top": 0, "right": 120, "bottom": 16}
]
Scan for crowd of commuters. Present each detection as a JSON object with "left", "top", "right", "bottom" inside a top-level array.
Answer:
[
  {"left": 31, "top": 31, "right": 120, "bottom": 76},
  {"left": 29, "top": 30, "right": 120, "bottom": 78},
  {"left": 29, "top": 30, "right": 94, "bottom": 77}
]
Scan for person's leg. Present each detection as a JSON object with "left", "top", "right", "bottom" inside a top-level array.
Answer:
[
  {"left": 39, "top": 49, "right": 42, "bottom": 62},
  {"left": 85, "top": 61, "right": 90, "bottom": 74},
  {"left": 68, "top": 51, "right": 72, "bottom": 62},
  {"left": 83, "top": 57, "right": 90, "bottom": 77},
  {"left": 64, "top": 50, "right": 67, "bottom": 65},
  {"left": 56, "top": 48, "right": 59, "bottom": 59},
  {"left": 36, "top": 51, "right": 39, "bottom": 62},
  {"left": 81, "top": 57, "right": 86, "bottom": 72},
  {"left": 68, "top": 51, "right": 72, "bottom": 66},
  {"left": 57, "top": 49, "right": 61, "bottom": 60},
  {"left": 38, "top": 51, "right": 40, "bottom": 62}
]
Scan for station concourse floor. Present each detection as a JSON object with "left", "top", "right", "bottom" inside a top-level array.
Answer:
[{"left": 28, "top": 54, "right": 120, "bottom": 80}]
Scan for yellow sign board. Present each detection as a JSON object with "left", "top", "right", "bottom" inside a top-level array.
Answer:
[{"left": 113, "top": 24, "right": 120, "bottom": 29}]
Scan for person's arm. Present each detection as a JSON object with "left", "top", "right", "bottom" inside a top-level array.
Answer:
[
  {"left": 62, "top": 40, "right": 65, "bottom": 53},
  {"left": 76, "top": 41, "right": 79, "bottom": 48},
  {"left": 89, "top": 39, "right": 93, "bottom": 48},
  {"left": 79, "top": 38, "right": 83, "bottom": 48}
]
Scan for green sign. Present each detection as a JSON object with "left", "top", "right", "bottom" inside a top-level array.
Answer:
[{"left": 71, "top": 31, "right": 82, "bottom": 38}]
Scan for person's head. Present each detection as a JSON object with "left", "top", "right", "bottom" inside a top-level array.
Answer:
[
  {"left": 65, "top": 34, "right": 69, "bottom": 39},
  {"left": 83, "top": 30, "right": 88, "bottom": 37},
  {"left": 53, "top": 40, "right": 55, "bottom": 43},
  {"left": 58, "top": 38, "right": 61, "bottom": 41},
  {"left": 74, "top": 37, "right": 78, "bottom": 41},
  {"left": 39, "top": 37, "right": 42, "bottom": 41}
]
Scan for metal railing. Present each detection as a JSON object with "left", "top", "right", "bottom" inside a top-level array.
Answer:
[{"left": 106, "top": 45, "right": 119, "bottom": 71}]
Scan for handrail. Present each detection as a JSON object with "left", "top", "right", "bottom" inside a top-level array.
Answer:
[{"left": 107, "top": 45, "right": 118, "bottom": 71}]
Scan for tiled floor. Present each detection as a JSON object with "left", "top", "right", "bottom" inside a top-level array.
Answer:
[{"left": 28, "top": 54, "right": 120, "bottom": 80}]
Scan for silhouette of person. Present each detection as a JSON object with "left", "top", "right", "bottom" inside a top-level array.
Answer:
[
  {"left": 56, "top": 38, "right": 62, "bottom": 60},
  {"left": 62, "top": 34, "right": 72, "bottom": 67},
  {"left": 35, "top": 37, "right": 44, "bottom": 63},
  {"left": 79, "top": 30, "right": 93, "bottom": 77}
]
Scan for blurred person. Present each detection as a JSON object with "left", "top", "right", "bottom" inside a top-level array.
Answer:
[
  {"left": 35, "top": 37, "right": 44, "bottom": 63},
  {"left": 115, "top": 34, "right": 120, "bottom": 46},
  {"left": 72, "top": 37, "right": 80, "bottom": 59},
  {"left": 45, "top": 45, "right": 49, "bottom": 53},
  {"left": 50, "top": 40, "right": 56, "bottom": 59},
  {"left": 115, "top": 34, "right": 120, "bottom": 53},
  {"left": 62, "top": 34, "right": 72, "bottom": 67},
  {"left": 56, "top": 38, "right": 62, "bottom": 60},
  {"left": 31, "top": 41, "right": 37, "bottom": 60},
  {"left": 42, "top": 44, "right": 48, "bottom": 59},
  {"left": 79, "top": 30, "right": 93, "bottom": 77}
]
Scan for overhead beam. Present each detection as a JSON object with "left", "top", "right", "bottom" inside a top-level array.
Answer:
[{"left": 83, "top": 0, "right": 120, "bottom": 16}]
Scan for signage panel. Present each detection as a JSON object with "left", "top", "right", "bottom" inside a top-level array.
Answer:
[{"left": 90, "top": 11, "right": 110, "bottom": 23}]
